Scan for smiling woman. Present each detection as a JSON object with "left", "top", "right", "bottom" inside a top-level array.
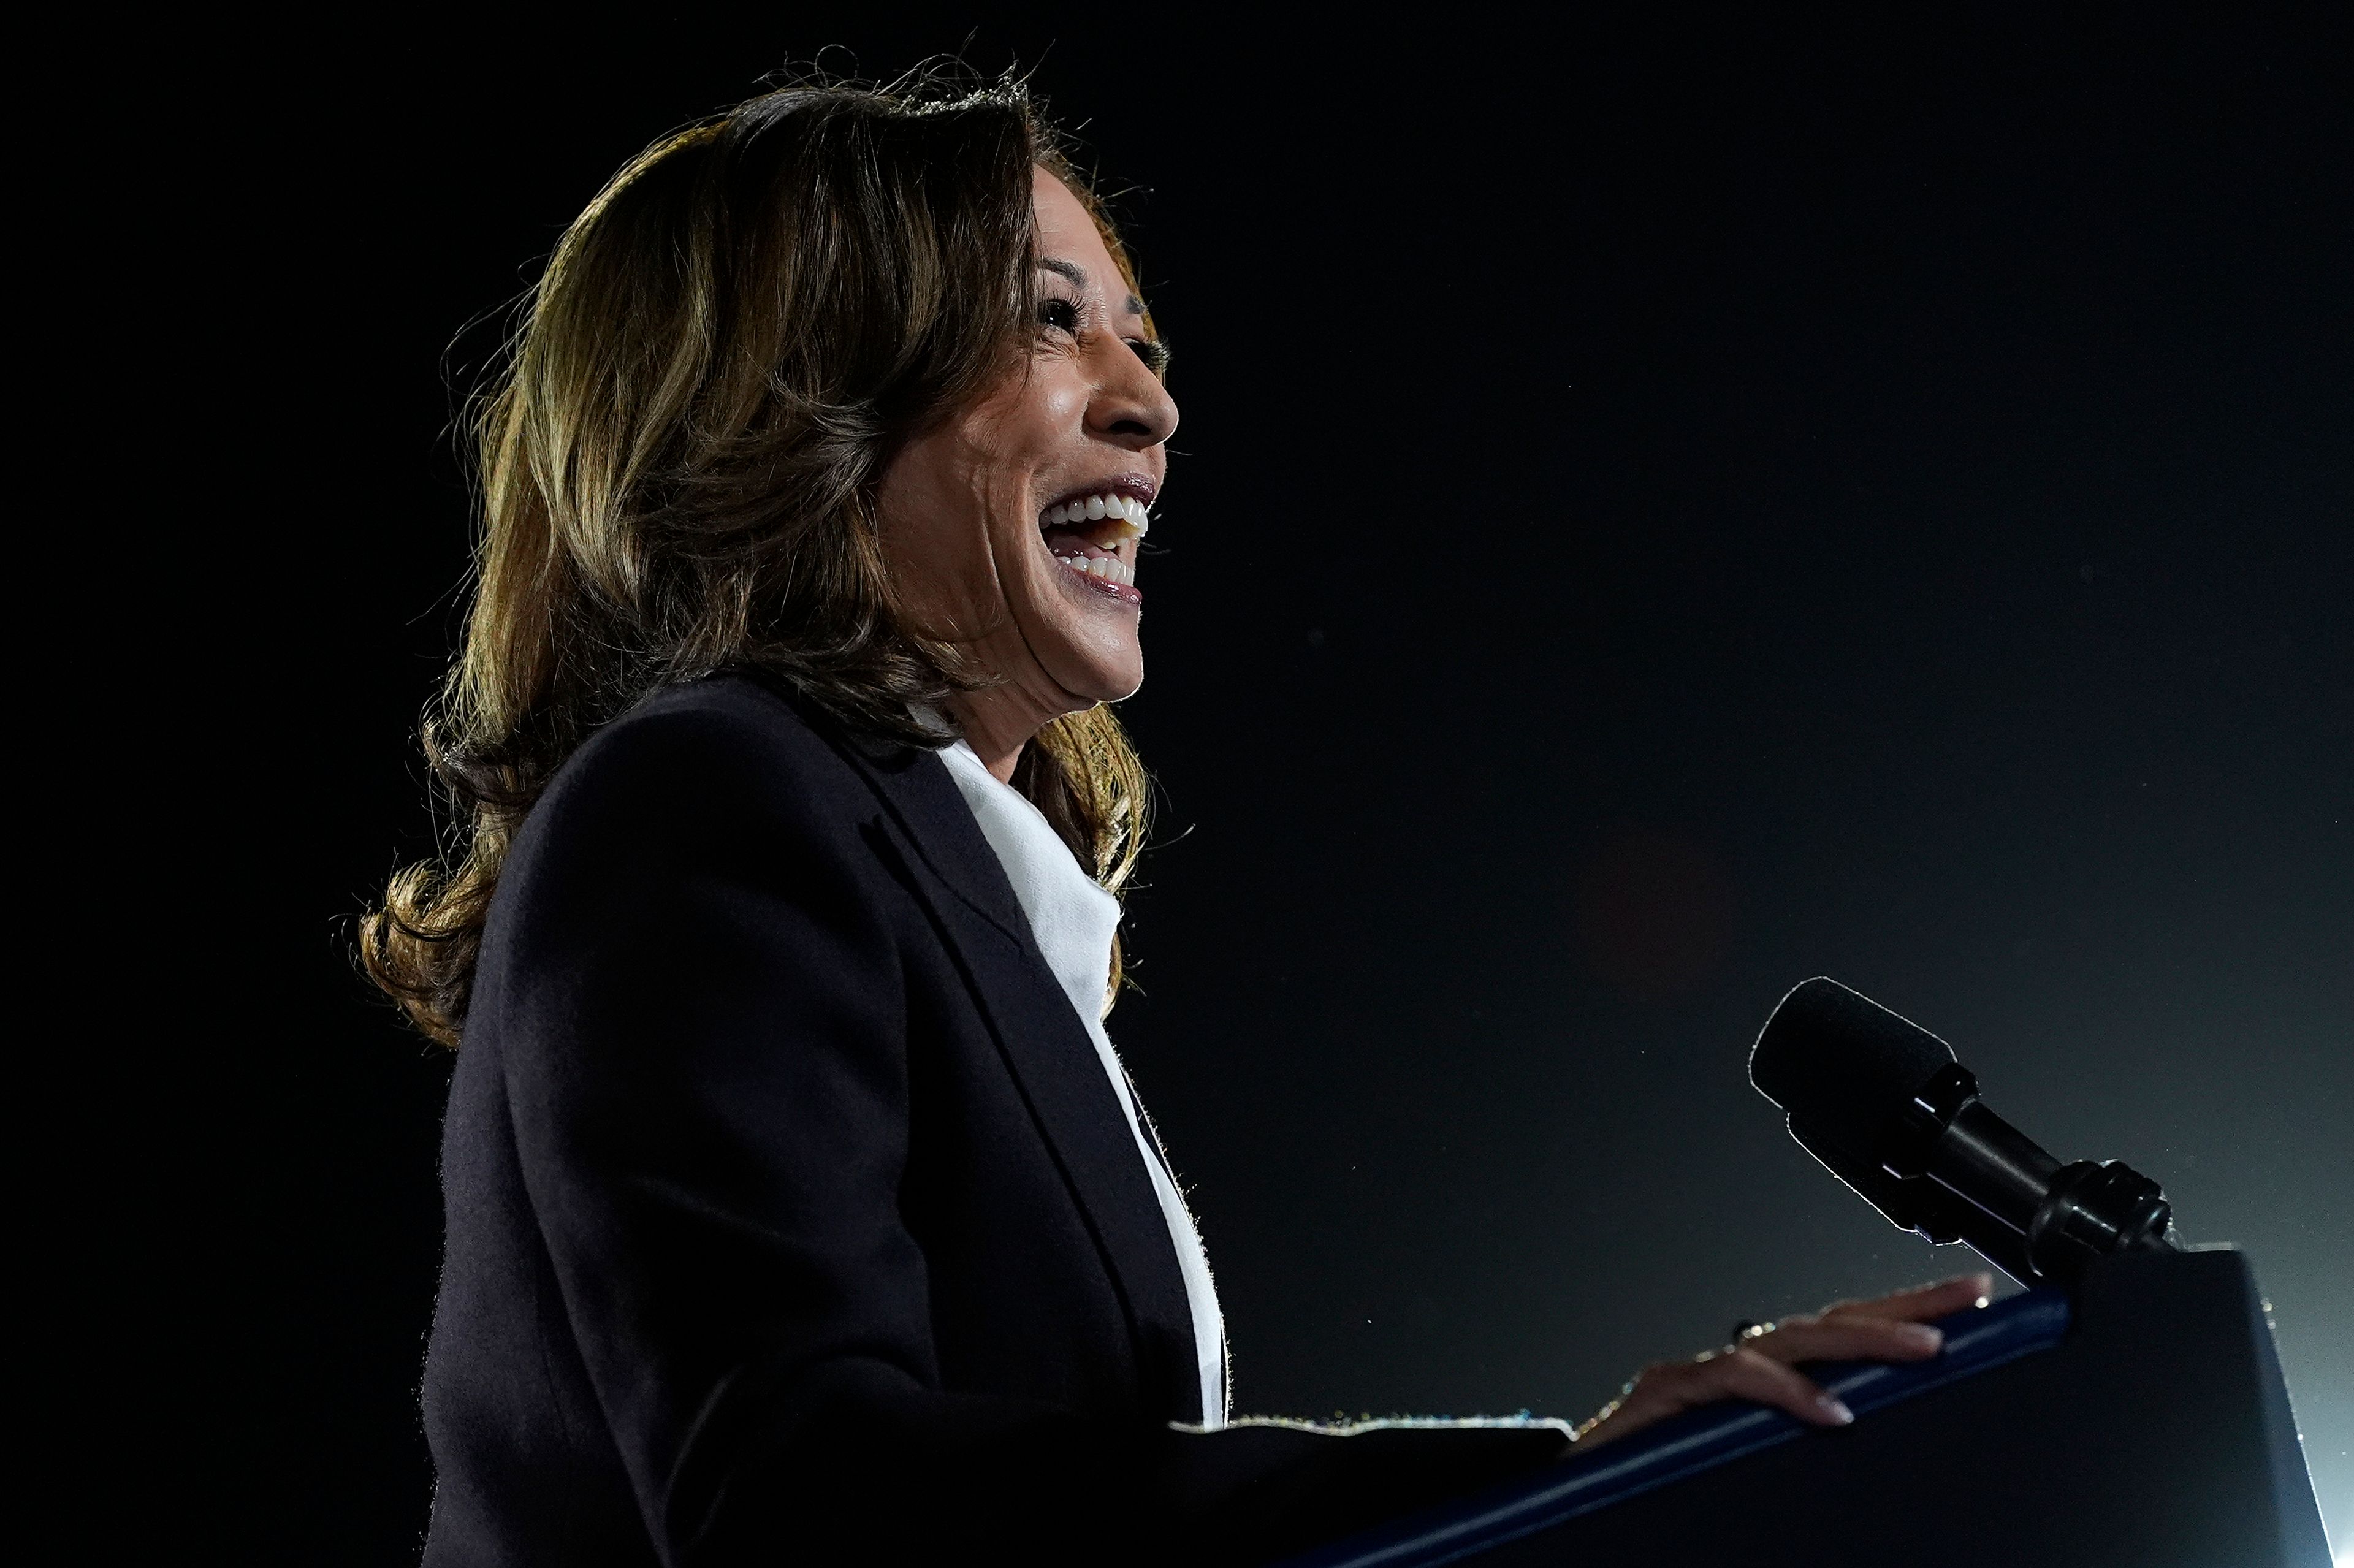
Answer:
[
  {"left": 872, "top": 167, "right": 1173, "bottom": 781},
  {"left": 361, "top": 67, "right": 1971, "bottom": 1567},
  {"left": 365, "top": 85, "right": 1162, "bottom": 1041}
]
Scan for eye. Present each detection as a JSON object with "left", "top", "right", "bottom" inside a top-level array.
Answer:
[{"left": 1038, "top": 296, "right": 1081, "bottom": 335}]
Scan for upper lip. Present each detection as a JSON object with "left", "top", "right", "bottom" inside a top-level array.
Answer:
[{"left": 1038, "top": 472, "right": 1157, "bottom": 519}]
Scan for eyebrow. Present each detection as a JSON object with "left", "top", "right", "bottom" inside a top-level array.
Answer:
[{"left": 1037, "top": 256, "right": 1148, "bottom": 318}]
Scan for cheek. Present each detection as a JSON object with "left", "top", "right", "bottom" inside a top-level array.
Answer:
[
  {"left": 974, "top": 378, "right": 1087, "bottom": 555},
  {"left": 985, "top": 363, "right": 1090, "bottom": 459},
  {"left": 1038, "top": 377, "right": 1090, "bottom": 433},
  {"left": 882, "top": 417, "right": 1018, "bottom": 595}
]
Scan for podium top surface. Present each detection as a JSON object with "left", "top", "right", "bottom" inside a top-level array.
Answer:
[{"left": 1284, "top": 1287, "right": 2073, "bottom": 1568}]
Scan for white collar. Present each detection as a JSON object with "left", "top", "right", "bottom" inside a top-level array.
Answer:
[{"left": 932, "top": 737, "right": 1229, "bottom": 1427}]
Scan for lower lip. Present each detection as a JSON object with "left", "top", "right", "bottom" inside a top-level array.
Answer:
[{"left": 1069, "top": 568, "right": 1142, "bottom": 607}]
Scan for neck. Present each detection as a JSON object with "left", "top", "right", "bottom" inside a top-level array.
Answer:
[{"left": 948, "top": 685, "right": 1068, "bottom": 784}]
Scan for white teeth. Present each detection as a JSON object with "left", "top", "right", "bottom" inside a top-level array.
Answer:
[
  {"left": 1042, "top": 493, "right": 1151, "bottom": 548},
  {"left": 1055, "top": 549, "right": 1134, "bottom": 588},
  {"left": 1102, "top": 497, "right": 1148, "bottom": 541}
]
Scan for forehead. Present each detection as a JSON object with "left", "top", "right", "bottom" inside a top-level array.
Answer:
[{"left": 1031, "top": 168, "right": 1127, "bottom": 294}]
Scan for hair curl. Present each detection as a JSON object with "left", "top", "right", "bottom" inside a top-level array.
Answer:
[{"left": 364, "top": 69, "right": 1156, "bottom": 1047}]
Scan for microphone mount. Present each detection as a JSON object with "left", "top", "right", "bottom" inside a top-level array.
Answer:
[{"left": 1885, "top": 1061, "right": 2173, "bottom": 1285}]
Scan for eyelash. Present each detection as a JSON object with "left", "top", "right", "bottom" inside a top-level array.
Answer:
[
  {"left": 1037, "top": 293, "right": 1171, "bottom": 379},
  {"left": 1129, "top": 338, "right": 1171, "bottom": 378}
]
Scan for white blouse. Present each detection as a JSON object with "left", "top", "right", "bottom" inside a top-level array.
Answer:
[{"left": 935, "top": 738, "right": 1230, "bottom": 1428}]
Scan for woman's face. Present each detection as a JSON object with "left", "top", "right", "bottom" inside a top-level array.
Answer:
[{"left": 877, "top": 168, "right": 1179, "bottom": 756}]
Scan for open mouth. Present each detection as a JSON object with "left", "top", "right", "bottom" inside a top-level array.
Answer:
[{"left": 1039, "top": 485, "right": 1150, "bottom": 601}]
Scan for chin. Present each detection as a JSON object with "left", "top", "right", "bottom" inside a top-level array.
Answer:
[
  {"left": 1030, "top": 584, "right": 1143, "bottom": 703},
  {"left": 1041, "top": 636, "right": 1143, "bottom": 706},
  {"left": 1067, "top": 658, "right": 1145, "bottom": 706}
]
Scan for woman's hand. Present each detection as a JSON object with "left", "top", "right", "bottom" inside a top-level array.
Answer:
[{"left": 1573, "top": 1273, "right": 1994, "bottom": 1451}]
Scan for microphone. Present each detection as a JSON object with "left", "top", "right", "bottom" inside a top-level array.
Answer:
[{"left": 1749, "top": 977, "right": 2174, "bottom": 1287}]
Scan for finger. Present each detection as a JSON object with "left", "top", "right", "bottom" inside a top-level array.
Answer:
[
  {"left": 1583, "top": 1345, "right": 1852, "bottom": 1450},
  {"left": 1614, "top": 1349, "right": 1849, "bottom": 1427},
  {"left": 1747, "top": 1315, "right": 1945, "bottom": 1366},
  {"left": 1676, "top": 1347, "right": 1854, "bottom": 1426},
  {"left": 1817, "top": 1273, "right": 1989, "bottom": 1320},
  {"left": 1820, "top": 1272, "right": 1994, "bottom": 1324}
]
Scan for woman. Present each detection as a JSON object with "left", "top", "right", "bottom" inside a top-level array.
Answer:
[{"left": 367, "top": 74, "right": 1984, "bottom": 1564}]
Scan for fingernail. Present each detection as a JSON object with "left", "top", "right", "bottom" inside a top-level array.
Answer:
[
  {"left": 1818, "top": 1395, "right": 1854, "bottom": 1425},
  {"left": 1899, "top": 1323, "right": 1943, "bottom": 1352}
]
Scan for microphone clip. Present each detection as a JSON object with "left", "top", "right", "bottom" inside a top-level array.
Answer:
[{"left": 1878, "top": 1061, "right": 2172, "bottom": 1285}]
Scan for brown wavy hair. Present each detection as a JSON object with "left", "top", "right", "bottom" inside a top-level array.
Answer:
[{"left": 363, "top": 70, "right": 1156, "bottom": 1047}]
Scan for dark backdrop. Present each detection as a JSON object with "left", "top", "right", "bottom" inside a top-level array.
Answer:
[{"left": 247, "top": 10, "right": 2351, "bottom": 1560}]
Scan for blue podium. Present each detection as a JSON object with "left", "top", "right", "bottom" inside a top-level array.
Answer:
[{"left": 1285, "top": 1249, "right": 2331, "bottom": 1568}]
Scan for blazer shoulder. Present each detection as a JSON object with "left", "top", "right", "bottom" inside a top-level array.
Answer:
[
  {"left": 586, "top": 671, "right": 855, "bottom": 772},
  {"left": 493, "top": 676, "right": 912, "bottom": 928},
  {"left": 535, "top": 674, "right": 877, "bottom": 830}
]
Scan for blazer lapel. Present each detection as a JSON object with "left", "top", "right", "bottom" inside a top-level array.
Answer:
[{"left": 830, "top": 729, "right": 1203, "bottom": 1423}]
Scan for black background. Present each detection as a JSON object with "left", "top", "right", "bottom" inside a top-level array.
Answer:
[{"left": 243, "top": 9, "right": 2350, "bottom": 1560}]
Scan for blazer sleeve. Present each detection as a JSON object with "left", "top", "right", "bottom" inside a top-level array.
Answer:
[{"left": 481, "top": 699, "right": 1567, "bottom": 1566}]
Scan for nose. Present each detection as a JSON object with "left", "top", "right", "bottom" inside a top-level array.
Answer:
[{"left": 1087, "top": 340, "right": 1179, "bottom": 449}]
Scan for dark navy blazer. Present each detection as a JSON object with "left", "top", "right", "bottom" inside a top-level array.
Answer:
[{"left": 421, "top": 674, "right": 1564, "bottom": 1566}]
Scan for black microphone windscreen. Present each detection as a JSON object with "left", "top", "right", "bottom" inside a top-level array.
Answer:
[{"left": 1750, "top": 978, "right": 1957, "bottom": 1152}]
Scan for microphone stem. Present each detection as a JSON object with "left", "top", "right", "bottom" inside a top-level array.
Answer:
[{"left": 1926, "top": 1101, "right": 2063, "bottom": 1233}]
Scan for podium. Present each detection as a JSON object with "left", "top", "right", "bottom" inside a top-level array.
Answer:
[{"left": 1286, "top": 1250, "right": 2331, "bottom": 1567}]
